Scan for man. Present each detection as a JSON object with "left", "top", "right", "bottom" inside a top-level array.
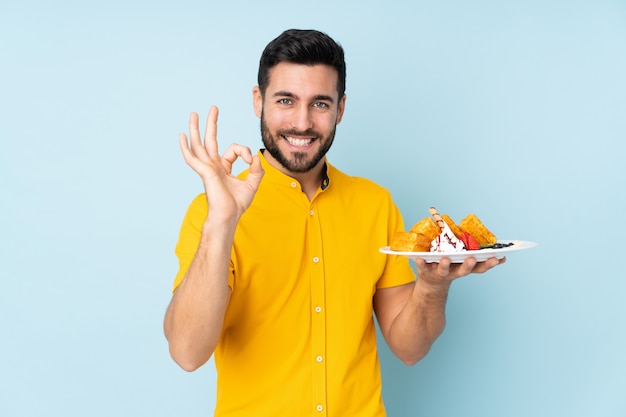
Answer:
[{"left": 164, "top": 29, "right": 504, "bottom": 417}]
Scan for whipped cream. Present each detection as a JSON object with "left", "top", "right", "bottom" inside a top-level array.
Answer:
[{"left": 430, "top": 222, "right": 466, "bottom": 252}]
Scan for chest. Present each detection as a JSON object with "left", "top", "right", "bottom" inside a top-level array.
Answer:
[{"left": 230, "top": 187, "right": 390, "bottom": 308}]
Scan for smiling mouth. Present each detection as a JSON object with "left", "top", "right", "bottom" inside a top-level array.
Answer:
[{"left": 284, "top": 136, "right": 313, "bottom": 147}]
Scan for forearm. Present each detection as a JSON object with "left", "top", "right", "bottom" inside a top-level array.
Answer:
[
  {"left": 164, "top": 221, "right": 235, "bottom": 371},
  {"left": 386, "top": 281, "right": 450, "bottom": 366}
]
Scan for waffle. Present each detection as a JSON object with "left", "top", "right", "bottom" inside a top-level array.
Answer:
[
  {"left": 458, "top": 213, "right": 497, "bottom": 246},
  {"left": 390, "top": 231, "right": 432, "bottom": 252},
  {"left": 442, "top": 214, "right": 463, "bottom": 238},
  {"left": 409, "top": 217, "right": 440, "bottom": 241}
]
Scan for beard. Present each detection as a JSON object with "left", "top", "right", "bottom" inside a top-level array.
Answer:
[{"left": 260, "top": 111, "right": 336, "bottom": 173}]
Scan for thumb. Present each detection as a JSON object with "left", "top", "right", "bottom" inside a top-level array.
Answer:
[{"left": 244, "top": 155, "right": 265, "bottom": 189}]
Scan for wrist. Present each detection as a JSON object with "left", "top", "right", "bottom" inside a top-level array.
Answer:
[{"left": 201, "top": 217, "right": 238, "bottom": 245}]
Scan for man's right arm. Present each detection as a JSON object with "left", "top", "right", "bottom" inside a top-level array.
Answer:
[
  {"left": 163, "top": 107, "right": 263, "bottom": 371},
  {"left": 163, "top": 218, "right": 235, "bottom": 371}
]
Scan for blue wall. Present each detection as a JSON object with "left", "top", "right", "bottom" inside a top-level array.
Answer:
[{"left": 2, "top": 1, "right": 625, "bottom": 416}]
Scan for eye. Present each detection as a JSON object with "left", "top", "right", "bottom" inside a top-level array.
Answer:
[
  {"left": 312, "top": 102, "right": 329, "bottom": 108},
  {"left": 278, "top": 98, "right": 292, "bottom": 105}
]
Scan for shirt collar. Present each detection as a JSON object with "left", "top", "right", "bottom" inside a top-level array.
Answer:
[
  {"left": 258, "top": 149, "right": 331, "bottom": 191},
  {"left": 320, "top": 164, "right": 330, "bottom": 190}
]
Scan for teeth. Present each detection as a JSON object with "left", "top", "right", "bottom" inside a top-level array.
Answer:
[{"left": 285, "top": 136, "right": 312, "bottom": 147}]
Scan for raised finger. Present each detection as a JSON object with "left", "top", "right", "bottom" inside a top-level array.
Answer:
[
  {"left": 185, "top": 112, "right": 211, "bottom": 163},
  {"left": 179, "top": 132, "right": 190, "bottom": 158},
  {"left": 203, "top": 106, "right": 220, "bottom": 158},
  {"left": 187, "top": 112, "right": 202, "bottom": 148},
  {"left": 179, "top": 132, "right": 204, "bottom": 171}
]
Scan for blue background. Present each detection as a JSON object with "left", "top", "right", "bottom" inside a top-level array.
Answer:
[{"left": 1, "top": 1, "right": 625, "bottom": 416}]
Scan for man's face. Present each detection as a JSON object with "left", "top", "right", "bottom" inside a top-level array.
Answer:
[{"left": 254, "top": 62, "right": 346, "bottom": 174}]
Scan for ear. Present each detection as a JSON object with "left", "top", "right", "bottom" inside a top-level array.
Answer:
[
  {"left": 335, "top": 94, "right": 347, "bottom": 124},
  {"left": 252, "top": 86, "right": 263, "bottom": 118}
]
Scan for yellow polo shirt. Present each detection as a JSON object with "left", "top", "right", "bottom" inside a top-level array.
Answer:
[{"left": 173, "top": 151, "right": 415, "bottom": 417}]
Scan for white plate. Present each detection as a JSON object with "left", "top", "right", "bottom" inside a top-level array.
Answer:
[{"left": 380, "top": 240, "right": 538, "bottom": 263}]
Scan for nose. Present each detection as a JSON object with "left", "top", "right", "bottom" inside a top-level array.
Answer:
[{"left": 291, "top": 104, "right": 313, "bottom": 132}]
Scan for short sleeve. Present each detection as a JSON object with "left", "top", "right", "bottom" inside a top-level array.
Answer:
[
  {"left": 376, "top": 198, "right": 416, "bottom": 289},
  {"left": 172, "top": 193, "right": 237, "bottom": 293},
  {"left": 172, "top": 194, "right": 206, "bottom": 292}
]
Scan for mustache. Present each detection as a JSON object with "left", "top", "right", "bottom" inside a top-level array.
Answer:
[{"left": 277, "top": 129, "right": 322, "bottom": 139}]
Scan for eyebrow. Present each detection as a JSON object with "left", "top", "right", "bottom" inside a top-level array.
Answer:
[{"left": 272, "top": 91, "right": 335, "bottom": 104}]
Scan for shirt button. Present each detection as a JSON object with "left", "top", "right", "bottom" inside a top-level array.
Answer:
[
  {"left": 316, "top": 405, "right": 323, "bottom": 412},
  {"left": 316, "top": 355, "right": 323, "bottom": 362},
  {"left": 290, "top": 182, "right": 297, "bottom": 188},
  {"left": 315, "top": 306, "right": 322, "bottom": 313},
  {"left": 309, "top": 209, "right": 315, "bottom": 215},
  {"left": 313, "top": 256, "right": 319, "bottom": 263}
]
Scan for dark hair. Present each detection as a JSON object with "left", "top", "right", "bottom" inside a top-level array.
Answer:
[{"left": 257, "top": 29, "right": 346, "bottom": 98}]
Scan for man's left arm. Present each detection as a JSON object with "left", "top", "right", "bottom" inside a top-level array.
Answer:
[{"left": 373, "top": 256, "right": 505, "bottom": 365}]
